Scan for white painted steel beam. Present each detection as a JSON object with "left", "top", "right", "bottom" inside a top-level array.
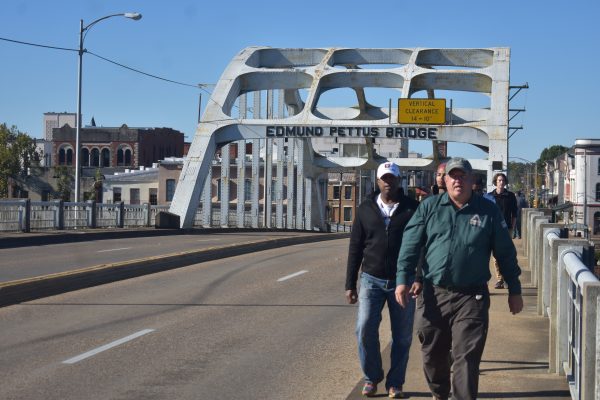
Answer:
[{"left": 170, "top": 47, "right": 511, "bottom": 228}]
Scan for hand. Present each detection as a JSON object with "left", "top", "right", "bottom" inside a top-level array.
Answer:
[
  {"left": 395, "top": 285, "right": 409, "bottom": 308},
  {"left": 508, "top": 294, "right": 523, "bottom": 314},
  {"left": 409, "top": 282, "right": 423, "bottom": 298},
  {"left": 346, "top": 289, "right": 358, "bottom": 304}
]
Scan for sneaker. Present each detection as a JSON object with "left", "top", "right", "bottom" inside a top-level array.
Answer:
[
  {"left": 388, "top": 386, "right": 405, "bottom": 398},
  {"left": 362, "top": 382, "right": 377, "bottom": 397},
  {"left": 494, "top": 280, "right": 505, "bottom": 289}
]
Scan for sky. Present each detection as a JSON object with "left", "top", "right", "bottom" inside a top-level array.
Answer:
[{"left": 1, "top": 0, "right": 599, "bottom": 163}]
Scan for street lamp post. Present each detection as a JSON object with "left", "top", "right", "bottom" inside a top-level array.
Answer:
[{"left": 74, "top": 12, "right": 142, "bottom": 202}]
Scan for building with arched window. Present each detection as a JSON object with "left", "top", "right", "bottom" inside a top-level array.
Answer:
[
  {"left": 51, "top": 123, "right": 184, "bottom": 169},
  {"left": 57, "top": 145, "right": 74, "bottom": 165}
]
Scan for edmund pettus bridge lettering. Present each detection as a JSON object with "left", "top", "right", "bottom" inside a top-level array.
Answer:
[{"left": 265, "top": 125, "right": 438, "bottom": 139}]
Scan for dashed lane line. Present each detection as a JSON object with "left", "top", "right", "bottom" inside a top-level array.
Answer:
[
  {"left": 277, "top": 270, "right": 308, "bottom": 282},
  {"left": 62, "top": 329, "right": 155, "bottom": 364},
  {"left": 96, "top": 247, "right": 132, "bottom": 253}
]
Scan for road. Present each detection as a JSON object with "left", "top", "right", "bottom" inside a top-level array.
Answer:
[
  {"left": 0, "top": 231, "right": 325, "bottom": 282},
  {"left": 0, "top": 238, "right": 368, "bottom": 400}
]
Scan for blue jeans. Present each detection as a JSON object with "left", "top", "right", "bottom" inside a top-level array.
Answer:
[{"left": 356, "top": 272, "right": 415, "bottom": 389}]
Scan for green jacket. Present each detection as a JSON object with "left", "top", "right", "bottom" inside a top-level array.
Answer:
[{"left": 396, "top": 192, "right": 522, "bottom": 295}]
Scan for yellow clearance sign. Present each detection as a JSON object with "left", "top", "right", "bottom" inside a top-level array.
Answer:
[{"left": 398, "top": 99, "right": 446, "bottom": 124}]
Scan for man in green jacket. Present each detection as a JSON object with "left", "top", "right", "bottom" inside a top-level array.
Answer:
[{"left": 395, "top": 157, "right": 523, "bottom": 400}]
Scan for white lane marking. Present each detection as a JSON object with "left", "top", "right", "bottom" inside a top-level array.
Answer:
[
  {"left": 97, "top": 247, "right": 132, "bottom": 253},
  {"left": 277, "top": 270, "right": 308, "bottom": 282},
  {"left": 62, "top": 329, "right": 155, "bottom": 364}
]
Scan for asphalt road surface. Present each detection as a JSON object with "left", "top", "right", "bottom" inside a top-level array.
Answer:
[
  {"left": 0, "top": 231, "right": 323, "bottom": 282},
  {"left": 0, "top": 238, "right": 373, "bottom": 400}
]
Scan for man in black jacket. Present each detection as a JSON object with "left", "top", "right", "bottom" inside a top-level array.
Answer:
[
  {"left": 346, "top": 162, "right": 421, "bottom": 398},
  {"left": 488, "top": 173, "right": 518, "bottom": 288}
]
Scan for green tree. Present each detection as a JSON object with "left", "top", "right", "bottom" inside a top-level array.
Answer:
[
  {"left": 0, "top": 123, "right": 42, "bottom": 198},
  {"left": 53, "top": 166, "right": 73, "bottom": 201},
  {"left": 537, "top": 145, "right": 569, "bottom": 170},
  {"left": 508, "top": 161, "right": 530, "bottom": 192}
]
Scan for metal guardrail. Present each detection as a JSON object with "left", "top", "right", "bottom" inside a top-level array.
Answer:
[
  {"left": 560, "top": 250, "right": 599, "bottom": 400},
  {"left": 0, "top": 200, "right": 317, "bottom": 232},
  {"left": 525, "top": 208, "right": 599, "bottom": 400}
]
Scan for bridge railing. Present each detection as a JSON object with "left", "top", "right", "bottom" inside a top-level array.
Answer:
[
  {"left": 0, "top": 200, "right": 165, "bottom": 232},
  {"left": 523, "top": 208, "right": 599, "bottom": 400},
  {"left": 0, "top": 200, "right": 324, "bottom": 232}
]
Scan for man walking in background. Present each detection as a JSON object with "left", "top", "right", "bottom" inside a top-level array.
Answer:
[
  {"left": 513, "top": 191, "right": 529, "bottom": 239},
  {"left": 488, "top": 173, "right": 518, "bottom": 288},
  {"left": 346, "top": 162, "right": 421, "bottom": 398},
  {"left": 431, "top": 162, "right": 447, "bottom": 195},
  {"left": 395, "top": 158, "right": 523, "bottom": 400}
]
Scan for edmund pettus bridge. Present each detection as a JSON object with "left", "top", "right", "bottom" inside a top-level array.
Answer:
[{"left": 170, "top": 47, "right": 512, "bottom": 230}]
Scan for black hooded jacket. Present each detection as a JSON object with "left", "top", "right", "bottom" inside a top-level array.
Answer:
[{"left": 345, "top": 190, "right": 419, "bottom": 290}]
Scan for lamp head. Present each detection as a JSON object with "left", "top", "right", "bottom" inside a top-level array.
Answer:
[{"left": 124, "top": 13, "right": 142, "bottom": 20}]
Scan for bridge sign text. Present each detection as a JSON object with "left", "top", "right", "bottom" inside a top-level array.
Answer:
[{"left": 398, "top": 99, "right": 446, "bottom": 124}]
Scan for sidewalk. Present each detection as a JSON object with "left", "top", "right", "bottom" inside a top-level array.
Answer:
[{"left": 346, "top": 238, "right": 571, "bottom": 399}]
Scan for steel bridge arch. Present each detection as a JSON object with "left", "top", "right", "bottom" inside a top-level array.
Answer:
[{"left": 170, "top": 47, "right": 510, "bottom": 229}]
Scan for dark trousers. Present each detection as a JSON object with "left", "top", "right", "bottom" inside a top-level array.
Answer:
[{"left": 416, "top": 284, "right": 490, "bottom": 400}]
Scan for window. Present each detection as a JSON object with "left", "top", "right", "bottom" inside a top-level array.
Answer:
[
  {"left": 58, "top": 147, "right": 74, "bottom": 165},
  {"left": 343, "top": 206, "right": 353, "bottom": 222},
  {"left": 331, "top": 206, "right": 339, "bottom": 222},
  {"left": 125, "top": 149, "right": 132, "bottom": 165},
  {"left": 596, "top": 183, "right": 600, "bottom": 201},
  {"left": 91, "top": 148, "right": 100, "bottom": 167},
  {"left": 117, "top": 147, "right": 133, "bottom": 166},
  {"left": 597, "top": 158, "right": 600, "bottom": 175},
  {"left": 130, "top": 188, "right": 140, "bottom": 205},
  {"left": 166, "top": 179, "right": 176, "bottom": 202},
  {"left": 149, "top": 188, "right": 157, "bottom": 205},
  {"left": 59, "top": 148, "right": 66, "bottom": 165},
  {"left": 332, "top": 185, "right": 340, "bottom": 200},
  {"left": 81, "top": 148, "right": 90, "bottom": 166},
  {"left": 344, "top": 185, "right": 352, "bottom": 200},
  {"left": 244, "top": 179, "right": 252, "bottom": 202},
  {"left": 270, "top": 179, "right": 286, "bottom": 200},
  {"left": 216, "top": 178, "right": 222, "bottom": 201},
  {"left": 113, "top": 187, "right": 122, "bottom": 203},
  {"left": 101, "top": 148, "right": 110, "bottom": 167},
  {"left": 342, "top": 143, "right": 367, "bottom": 158}
]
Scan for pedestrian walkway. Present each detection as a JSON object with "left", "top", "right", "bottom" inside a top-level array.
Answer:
[{"left": 346, "top": 238, "right": 571, "bottom": 399}]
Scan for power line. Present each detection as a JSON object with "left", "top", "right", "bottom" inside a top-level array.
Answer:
[
  {"left": 0, "top": 36, "right": 76, "bottom": 52},
  {"left": 87, "top": 50, "right": 209, "bottom": 91},
  {"left": 1, "top": 35, "right": 211, "bottom": 93},
  {"left": 0, "top": 34, "right": 247, "bottom": 116}
]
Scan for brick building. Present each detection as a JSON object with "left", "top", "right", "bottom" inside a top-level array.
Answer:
[{"left": 51, "top": 124, "right": 184, "bottom": 169}]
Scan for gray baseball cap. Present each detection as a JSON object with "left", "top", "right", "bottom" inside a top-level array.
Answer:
[{"left": 444, "top": 157, "right": 473, "bottom": 174}]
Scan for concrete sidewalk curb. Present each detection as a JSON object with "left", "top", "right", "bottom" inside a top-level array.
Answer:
[
  {"left": 0, "top": 232, "right": 349, "bottom": 307},
  {"left": 0, "top": 227, "right": 321, "bottom": 249}
]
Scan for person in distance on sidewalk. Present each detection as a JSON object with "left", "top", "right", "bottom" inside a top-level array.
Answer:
[{"left": 488, "top": 173, "right": 518, "bottom": 289}]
